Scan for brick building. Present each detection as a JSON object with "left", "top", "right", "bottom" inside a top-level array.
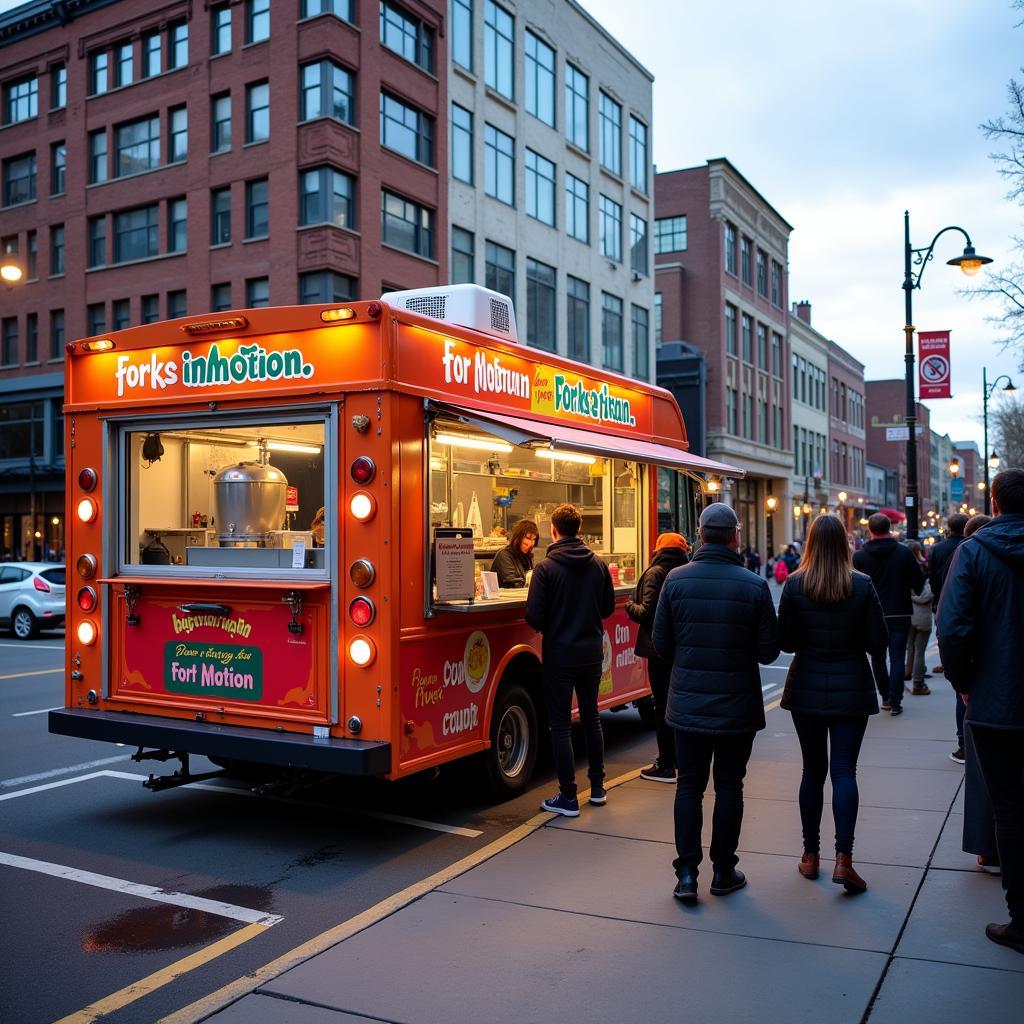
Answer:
[
  {"left": 952, "top": 439, "right": 982, "bottom": 512},
  {"left": 865, "top": 379, "right": 932, "bottom": 523},
  {"left": 0, "top": 0, "right": 446, "bottom": 559},
  {"left": 826, "top": 337, "right": 866, "bottom": 529}
]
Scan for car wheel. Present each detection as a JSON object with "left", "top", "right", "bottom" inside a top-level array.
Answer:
[
  {"left": 483, "top": 683, "right": 538, "bottom": 799},
  {"left": 12, "top": 606, "right": 39, "bottom": 640}
]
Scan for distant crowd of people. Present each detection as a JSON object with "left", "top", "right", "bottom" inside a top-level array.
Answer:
[{"left": 522, "top": 470, "right": 1024, "bottom": 956}]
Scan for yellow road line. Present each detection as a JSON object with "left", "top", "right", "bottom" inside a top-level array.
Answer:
[
  {"left": 765, "top": 698, "right": 782, "bottom": 712},
  {"left": 53, "top": 922, "right": 270, "bottom": 1024},
  {"left": 158, "top": 767, "right": 643, "bottom": 1024},
  {"left": 0, "top": 668, "right": 62, "bottom": 680}
]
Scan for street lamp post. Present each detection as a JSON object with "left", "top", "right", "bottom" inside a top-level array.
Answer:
[
  {"left": 982, "top": 367, "right": 1017, "bottom": 515},
  {"left": 902, "top": 212, "right": 992, "bottom": 539}
]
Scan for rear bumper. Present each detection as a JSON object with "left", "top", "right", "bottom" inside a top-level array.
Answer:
[{"left": 49, "top": 707, "right": 391, "bottom": 776}]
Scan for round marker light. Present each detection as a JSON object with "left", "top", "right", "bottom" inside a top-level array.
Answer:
[
  {"left": 77, "top": 497, "right": 98, "bottom": 523},
  {"left": 349, "top": 597, "right": 376, "bottom": 627},
  {"left": 77, "top": 620, "right": 97, "bottom": 646},
  {"left": 350, "top": 492, "right": 376, "bottom": 521},
  {"left": 77, "top": 587, "right": 98, "bottom": 613},
  {"left": 349, "top": 636, "right": 376, "bottom": 666},
  {"left": 350, "top": 456, "right": 376, "bottom": 485},
  {"left": 77, "top": 553, "right": 97, "bottom": 579},
  {"left": 349, "top": 559, "right": 375, "bottom": 588},
  {"left": 78, "top": 467, "right": 97, "bottom": 492}
]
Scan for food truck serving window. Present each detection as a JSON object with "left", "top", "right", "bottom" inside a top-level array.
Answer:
[
  {"left": 119, "top": 414, "right": 329, "bottom": 575},
  {"left": 428, "top": 417, "right": 640, "bottom": 606}
]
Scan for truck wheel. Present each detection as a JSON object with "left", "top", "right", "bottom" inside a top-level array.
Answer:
[
  {"left": 635, "top": 696, "right": 658, "bottom": 729},
  {"left": 484, "top": 684, "right": 538, "bottom": 799},
  {"left": 12, "top": 607, "right": 39, "bottom": 640}
]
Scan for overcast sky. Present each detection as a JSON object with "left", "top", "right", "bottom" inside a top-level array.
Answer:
[{"left": 1, "top": 0, "right": 1020, "bottom": 451}]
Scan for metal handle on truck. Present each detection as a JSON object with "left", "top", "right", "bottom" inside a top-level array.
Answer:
[{"left": 177, "top": 603, "right": 232, "bottom": 615}]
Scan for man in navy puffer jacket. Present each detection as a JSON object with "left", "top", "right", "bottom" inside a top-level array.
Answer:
[{"left": 653, "top": 502, "right": 780, "bottom": 902}]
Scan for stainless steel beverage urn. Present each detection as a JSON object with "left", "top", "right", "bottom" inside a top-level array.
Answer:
[{"left": 213, "top": 442, "right": 287, "bottom": 546}]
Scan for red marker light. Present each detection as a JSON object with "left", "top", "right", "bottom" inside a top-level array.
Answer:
[
  {"left": 77, "top": 587, "right": 97, "bottom": 612},
  {"left": 349, "top": 597, "right": 376, "bottom": 627},
  {"left": 350, "top": 457, "right": 376, "bottom": 485},
  {"left": 78, "top": 468, "right": 97, "bottom": 492}
]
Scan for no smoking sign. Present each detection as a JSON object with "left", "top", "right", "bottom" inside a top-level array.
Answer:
[
  {"left": 918, "top": 330, "right": 952, "bottom": 398},
  {"left": 921, "top": 354, "right": 949, "bottom": 383}
]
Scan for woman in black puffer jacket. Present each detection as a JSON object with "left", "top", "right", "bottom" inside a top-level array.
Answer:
[
  {"left": 778, "top": 514, "right": 888, "bottom": 893},
  {"left": 626, "top": 532, "right": 689, "bottom": 782}
]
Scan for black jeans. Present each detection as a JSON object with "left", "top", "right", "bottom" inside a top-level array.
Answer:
[
  {"left": 648, "top": 658, "right": 675, "bottom": 769},
  {"left": 969, "top": 723, "right": 1024, "bottom": 924},
  {"left": 791, "top": 713, "right": 868, "bottom": 856},
  {"left": 871, "top": 622, "right": 909, "bottom": 708},
  {"left": 955, "top": 691, "right": 967, "bottom": 747},
  {"left": 962, "top": 721, "right": 997, "bottom": 858},
  {"left": 543, "top": 662, "right": 604, "bottom": 799},
  {"left": 672, "top": 730, "right": 754, "bottom": 876}
]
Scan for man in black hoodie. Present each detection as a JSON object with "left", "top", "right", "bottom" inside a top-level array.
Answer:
[
  {"left": 852, "top": 513, "right": 924, "bottom": 714},
  {"left": 526, "top": 503, "right": 615, "bottom": 817},
  {"left": 938, "top": 469, "right": 1024, "bottom": 955}
]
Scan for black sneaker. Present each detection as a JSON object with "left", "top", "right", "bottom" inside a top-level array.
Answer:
[
  {"left": 881, "top": 700, "right": 892, "bottom": 711},
  {"left": 540, "top": 793, "right": 580, "bottom": 817},
  {"left": 589, "top": 785, "right": 607, "bottom": 806},
  {"left": 950, "top": 747, "right": 966, "bottom": 764},
  {"left": 710, "top": 868, "right": 747, "bottom": 896},
  {"left": 640, "top": 762, "right": 677, "bottom": 783},
  {"left": 673, "top": 870, "right": 698, "bottom": 903},
  {"left": 890, "top": 705, "right": 903, "bottom": 716}
]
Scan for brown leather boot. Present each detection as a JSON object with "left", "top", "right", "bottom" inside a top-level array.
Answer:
[
  {"left": 832, "top": 853, "right": 867, "bottom": 893},
  {"left": 798, "top": 851, "right": 820, "bottom": 879}
]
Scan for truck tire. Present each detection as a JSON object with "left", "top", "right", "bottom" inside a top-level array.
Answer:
[
  {"left": 12, "top": 606, "right": 39, "bottom": 640},
  {"left": 483, "top": 683, "right": 538, "bottom": 799}
]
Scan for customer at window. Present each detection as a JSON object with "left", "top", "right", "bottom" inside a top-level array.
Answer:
[{"left": 490, "top": 519, "right": 539, "bottom": 588}]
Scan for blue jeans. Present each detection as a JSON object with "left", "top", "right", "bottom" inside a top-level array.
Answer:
[{"left": 872, "top": 621, "right": 909, "bottom": 708}]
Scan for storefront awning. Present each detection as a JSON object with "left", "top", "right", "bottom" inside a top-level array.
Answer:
[{"left": 429, "top": 403, "right": 744, "bottom": 478}]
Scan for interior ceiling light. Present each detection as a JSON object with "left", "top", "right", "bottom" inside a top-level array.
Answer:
[
  {"left": 434, "top": 432, "right": 513, "bottom": 453},
  {"left": 534, "top": 448, "right": 596, "bottom": 465},
  {"left": 266, "top": 441, "right": 322, "bottom": 454}
]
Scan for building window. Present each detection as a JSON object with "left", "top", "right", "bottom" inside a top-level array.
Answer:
[
  {"left": 89, "top": 130, "right": 107, "bottom": 184},
  {"left": 211, "top": 284, "right": 231, "bottom": 312},
  {"left": 598, "top": 91, "right": 621, "bottom": 176},
  {"left": 380, "top": 1, "right": 433, "bottom": 72},
  {"left": 4, "top": 76, "right": 38, "bottom": 124},
  {"left": 299, "top": 270, "right": 355, "bottom": 304},
  {"left": 567, "top": 275, "right": 590, "bottom": 361},
  {"left": 565, "top": 173, "right": 589, "bottom": 243},
  {"left": 599, "top": 195, "right": 622, "bottom": 262},
  {"left": 25, "top": 231, "right": 36, "bottom": 279},
  {"left": 485, "top": 240, "right": 514, "bottom": 297},
  {"left": 654, "top": 292, "right": 662, "bottom": 345},
  {"left": 726, "top": 387, "right": 737, "bottom": 435},
  {"left": 452, "top": 0, "right": 472, "bottom": 70},
  {"left": 301, "top": 59, "right": 355, "bottom": 124},
  {"left": 246, "top": 277, "right": 270, "bottom": 307},
  {"left": 525, "top": 149, "right": 555, "bottom": 226},
  {"left": 525, "top": 31, "right": 555, "bottom": 126},
  {"left": 141, "top": 294, "right": 160, "bottom": 323},
  {"left": 212, "top": 4, "right": 232, "bottom": 54},
  {"left": 50, "top": 142, "right": 66, "bottom": 196},
  {"left": 381, "top": 190, "right": 434, "bottom": 258},
  {"left": 1, "top": 317, "right": 18, "bottom": 366},
  {"left": 90, "top": 51, "right": 109, "bottom": 94},
  {"left": 771, "top": 259, "right": 783, "bottom": 306},
  {"left": 50, "top": 225, "right": 64, "bottom": 276},
  {"left": 114, "top": 205, "right": 158, "bottom": 263},
  {"left": 211, "top": 93, "right": 231, "bottom": 151},
  {"left": 758, "top": 398, "right": 767, "bottom": 443},
  {"left": 484, "top": 1, "right": 514, "bottom": 99},
  {"left": 300, "top": 166, "right": 355, "bottom": 228},
  {"left": 451, "top": 226, "right": 474, "bottom": 284},
  {"left": 741, "top": 313, "right": 752, "bottom": 363},
  {"left": 302, "top": 0, "right": 354, "bottom": 19},
  {"left": 167, "top": 290, "right": 186, "bottom": 319},
  {"left": 756, "top": 248, "right": 768, "bottom": 297},
  {"left": 112, "top": 299, "right": 130, "bottom": 331},
  {"left": 168, "top": 197, "right": 187, "bottom": 253},
  {"left": 143, "top": 31, "right": 162, "bottom": 77},
  {"left": 742, "top": 394, "right": 753, "bottom": 439},
  {"left": 654, "top": 215, "right": 686, "bottom": 254},
  {"left": 724, "top": 221, "right": 737, "bottom": 275},
  {"left": 756, "top": 322, "right": 768, "bottom": 369},
  {"left": 115, "top": 115, "right": 160, "bottom": 177},
  {"left": 115, "top": 41, "right": 133, "bottom": 88},
  {"left": 247, "top": 81, "right": 269, "bottom": 142},
  {"left": 632, "top": 304, "right": 649, "bottom": 380},
  {"left": 50, "top": 309, "right": 64, "bottom": 359},
  {"left": 169, "top": 21, "right": 189, "bottom": 69},
  {"left": 740, "top": 235, "right": 752, "bottom": 286},
  {"left": 246, "top": 0, "right": 270, "bottom": 43},
  {"left": 526, "top": 258, "right": 556, "bottom": 351},
  {"left": 724, "top": 302, "right": 737, "bottom": 356},
  {"left": 629, "top": 116, "right": 647, "bottom": 193},
  {"left": 87, "top": 302, "right": 106, "bottom": 335},
  {"left": 772, "top": 331, "right": 782, "bottom": 377},
  {"left": 380, "top": 92, "right": 434, "bottom": 166},
  {"left": 565, "top": 64, "right": 588, "bottom": 151},
  {"left": 629, "top": 214, "right": 648, "bottom": 276},
  {"left": 484, "top": 123, "right": 514, "bottom": 206},
  {"left": 50, "top": 64, "right": 66, "bottom": 109},
  {"left": 2, "top": 153, "right": 36, "bottom": 206},
  {"left": 451, "top": 103, "right": 473, "bottom": 184},
  {"left": 169, "top": 106, "right": 188, "bottom": 163},
  {"left": 211, "top": 187, "right": 232, "bottom": 244},
  {"left": 246, "top": 178, "right": 269, "bottom": 237},
  {"left": 23, "top": 313, "right": 37, "bottom": 363},
  {"left": 601, "top": 292, "right": 624, "bottom": 372}
]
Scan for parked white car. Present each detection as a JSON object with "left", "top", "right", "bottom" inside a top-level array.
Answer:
[{"left": 0, "top": 562, "right": 66, "bottom": 639}]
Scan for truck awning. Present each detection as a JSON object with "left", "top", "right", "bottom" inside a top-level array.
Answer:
[{"left": 430, "top": 403, "right": 744, "bottom": 477}]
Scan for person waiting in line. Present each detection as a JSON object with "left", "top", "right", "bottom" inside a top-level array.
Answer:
[
  {"left": 904, "top": 541, "right": 933, "bottom": 694},
  {"left": 778, "top": 514, "right": 888, "bottom": 894},
  {"left": 626, "top": 532, "right": 690, "bottom": 783},
  {"left": 489, "top": 519, "right": 539, "bottom": 588}
]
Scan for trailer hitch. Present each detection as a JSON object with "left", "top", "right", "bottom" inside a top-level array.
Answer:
[{"left": 132, "top": 747, "right": 226, "bottom": 792}]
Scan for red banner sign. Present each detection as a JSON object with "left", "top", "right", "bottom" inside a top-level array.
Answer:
[{"left": 918, "top": 331, "right": 952, "bottom": 399}]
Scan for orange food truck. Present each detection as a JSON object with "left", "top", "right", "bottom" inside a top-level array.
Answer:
[{"left": 50, "top": 285, "right": 739, "bottom": 797}]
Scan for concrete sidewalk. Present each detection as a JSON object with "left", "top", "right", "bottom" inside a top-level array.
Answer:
[{"left": 204, "top": 673, "right": 1024, "bottom": 1023}]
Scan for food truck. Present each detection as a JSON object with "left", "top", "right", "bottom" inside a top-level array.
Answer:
[{"left": 50, "top": 285, "right": 740, "bottom": 797}]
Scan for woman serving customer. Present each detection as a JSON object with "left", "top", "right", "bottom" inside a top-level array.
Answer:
[{"left": 490, "top": 519, "right": 539, "bottom": 587}]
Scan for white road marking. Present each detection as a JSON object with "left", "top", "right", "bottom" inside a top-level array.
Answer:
[
  {"left": 12, "top": 706, "right": 62, "bottom": 717},
  {"left": 0, "top": 851, "right": 283, "bottom": 926},
  {"left": 0, "top": 755, "right": 130, "bottom": 789},
  {"left": 0, "top": 642, "right": 64, "bottom": 650},
  {"left": 0, "top": 668, "right": 63, "bottom": 680}
]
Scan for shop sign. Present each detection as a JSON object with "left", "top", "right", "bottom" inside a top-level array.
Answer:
[{"left": 165, "top": 641, "right": 263, "bottom": 701}]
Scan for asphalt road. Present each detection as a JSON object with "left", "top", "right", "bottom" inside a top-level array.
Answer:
[{"left": 0, "top": 631, "right": 791, "bottom": 1024}]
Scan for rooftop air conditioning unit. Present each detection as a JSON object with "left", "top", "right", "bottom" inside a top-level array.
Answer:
[{"left": 382, "top": 284, "right": 519, "bottom": 344}]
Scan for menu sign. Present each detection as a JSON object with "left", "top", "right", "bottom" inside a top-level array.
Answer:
[{"left": 435, "top": 528, "right": 475, "bottom": 601}]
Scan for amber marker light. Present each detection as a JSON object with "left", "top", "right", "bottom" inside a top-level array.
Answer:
[
  {"left": 77, "top": 497, "right": 98, "bottom": 523},
  {"left": 350, "top": 559, "right": 375, "bottom": 587},
  {"left": 77, "top": 620, "right": 97, "bottom": 646},
  {"left": 77, "top": 553, "right": 97, "bottom": 579},
  {"left": 349, "top": 636, "right": 376, "bottom": 666},
  {"left": 321, "top": 307, "right": 357, "bottom": 322},
  {"left": 350, "top": 492, "right": 376, "bottom": 521},
  {"left": 81, "top": 339, "right": 115, "bottom": 352}
]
